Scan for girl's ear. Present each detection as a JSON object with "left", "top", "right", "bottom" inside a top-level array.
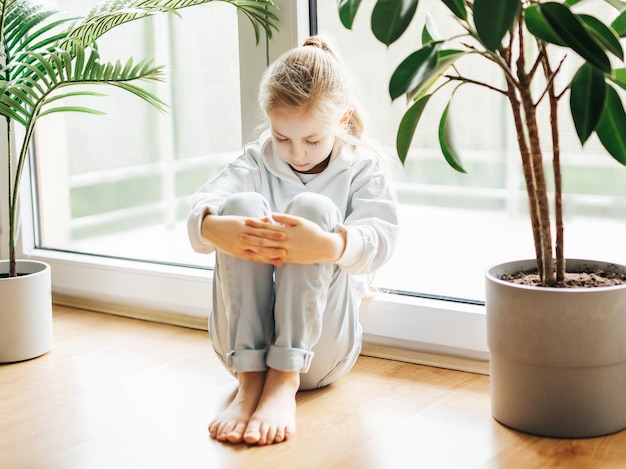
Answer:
[{"left": 340, "top": 108, "right": 353, "bottom": 126}]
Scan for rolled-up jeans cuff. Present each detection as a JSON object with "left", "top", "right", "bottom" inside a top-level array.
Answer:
[
  {"left": 267, "top": 345, "right": 314, "bottom": 373},
  {"left": 227, "top": 349, "right": 268, "bottom": 372}
]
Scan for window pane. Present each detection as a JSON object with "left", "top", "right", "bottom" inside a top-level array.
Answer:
[
  {"left": 35, "top": 1, "right": 244, "bottom": 267},
  {"left": 317, "top": 1, "right": 626, "bottom": 300}
]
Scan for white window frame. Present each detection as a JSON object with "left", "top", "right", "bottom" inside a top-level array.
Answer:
[{"left": 0, "top": 0, "right": 489, "bottom": 373}]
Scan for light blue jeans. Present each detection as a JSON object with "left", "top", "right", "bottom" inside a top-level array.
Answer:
[{"left": 209, "top": 192, "right": 363, "bottom": 390}]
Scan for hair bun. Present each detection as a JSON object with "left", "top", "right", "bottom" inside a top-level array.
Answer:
[{"left": 303, "top": 36, "right": 333, "bottom": 55}]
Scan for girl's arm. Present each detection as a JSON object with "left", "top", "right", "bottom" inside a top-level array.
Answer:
[
  {"left": 243, "top": 214, "right": 347, "bottom": 265},
  {"left": 201, "top": 214, "right": 287, "bottom": 266},
  {"left": 188, "top": 156, "right": 261, "bottom": 255},
  {"left": 337, "top": 171, "right": 399, "bottom": 275}
]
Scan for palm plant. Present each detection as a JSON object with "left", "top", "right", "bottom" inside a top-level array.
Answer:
[
  {"left": 338, "top": 0, "right": 626, "bottom": 286},
  {"left": 2, "top": 0, "right": 278, "bottom": 278}
]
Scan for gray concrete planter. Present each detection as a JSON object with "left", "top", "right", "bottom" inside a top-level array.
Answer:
[
  {"left": 486, "top": 259, "right": 626, "bottom": 438},
  {"left": 0, "top": 260, "right": 53, "bottom": 363}
]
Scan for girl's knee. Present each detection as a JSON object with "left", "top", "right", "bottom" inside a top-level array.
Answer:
[
  {"left": 285, "top": 193, "right": 340, "bottom": 229},
  {"left": 219, "top": 192, "right": 270, "bottom": 217}
]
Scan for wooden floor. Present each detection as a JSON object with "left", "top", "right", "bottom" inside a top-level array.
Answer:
[{"left": 2, "top": 306, "right": 626, "bottom": 469}]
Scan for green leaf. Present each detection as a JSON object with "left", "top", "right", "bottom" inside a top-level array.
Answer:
[
  {"left": 114, "top": 82, "right": 168, "bottom": 112},
  {"left": 540, "top": 2, "right": 611, "bottom": 73},
  {"left": 0, "top": 102, "right": 28, "bottom": 126},
  {"left": 44, "top": 91, "right": 108, "bottom": 105},
  {"left": 74, "top": 46, "right": 85, "bottom": 80},
  {"left": 570, "top": 63, "right": 606, "bottom": 145},
  {"left": 396, "top": 94, "right": 433, "bottom": 164},
  {"left": 609, "top": 68, "right": 626, "bottom": 90},
  {"left": 438, "top": 97, "right": 467, "bottom": 173},
  {"left": 421, "top": 24, "right": 434, "bottom": 46},
  {"left": 474, "top": 0, "right": 521, "bottom": 51},
  {"left": 596, "top": 85, "right": 626, "bottom": 165},
  {"left": 421, "top": 13, "right": 437, "bottom": 45},
  {"left": 0, "top": 94, "right": 30, "bottom": 122},
  {"left": 18, "top": 77, "right": 45, "bottom": 96},
  {"left": 64, "top": 0, "right": 279, "bottom": 49},
  {"left": 22, "top": 60, "right": 52, "bottom": 87},
  {"left": 577, "top": 14, "right": 623, "bottom": 60},
  {"left": 29, "top": 52, "right": 58, "bottom": 84},
  {"left": 524, "top": 5, "right": 567, "bottom": 46},
  {"left": 407, "top": 49, "right": 466, "bottom": 102},
  {"left": 440, "top": 0, "right": 466, "bottom": 21},
  {"left": 371, "top": 0, "right": 419, "bottom": 46},
  {"left": 9, "top": 85, "right": 37, "bottom": 109},
  {"left": 5, "top": 4, "right": 71, "bottom": 56},
  {"left": 389, "top": 43, "right": 439, "bottom": 100},
  {"left": 612, "top": 10, "right": 626, "bottom": 37},
  {"left": 38, "top": 106, "right": 107, "bottom": 119},
  {"left": 338, "top": 0, "right": 362, "bottom": 29},
  {"left": 407, "top": 49, "right": 468, "bottom": 101}
]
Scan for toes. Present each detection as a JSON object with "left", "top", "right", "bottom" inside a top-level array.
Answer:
[
  {"left": 243, "top": 420, "right": 262, "bottom": 445},
  {"left": 263, "top": 424, "right": 278, "bottom": 446},
  {"left": 216, "top": 421, "right": 237, "bottom": 442},
  {"left": 274, "top": 426, "right": 285, "bottom": 443},
  {"left": 257, "top": 423, "right": 272, "bottom": 446},
  {"left": 226, "top": 422, "right": 247, "bottom": 444},
  {"left": 208, "top": 421, "right": 218, "bottom": 439}
]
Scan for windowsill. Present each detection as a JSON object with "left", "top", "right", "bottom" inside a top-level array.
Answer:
[{"left": 31, "top": 248, "right": 489, "bottom": 374}]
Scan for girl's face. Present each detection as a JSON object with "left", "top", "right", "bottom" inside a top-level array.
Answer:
[{"left": 268, "top": 107, "right": 350, "bottom": 173}]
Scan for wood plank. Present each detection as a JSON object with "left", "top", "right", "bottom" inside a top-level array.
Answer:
[{"left": 1, "top": 305, "right": 626, "bottom": 468}]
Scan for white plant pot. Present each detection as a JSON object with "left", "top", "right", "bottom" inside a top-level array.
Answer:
[
  {"left": 486, "top": 259, "right": 626, "bottom": 438},
  {"left": 0, "top": 260, "right": 53, "bottom": 363}
]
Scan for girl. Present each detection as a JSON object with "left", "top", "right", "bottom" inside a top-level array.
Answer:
[{"left": 187, "top": 36, "right": 398, "bottom": 446}]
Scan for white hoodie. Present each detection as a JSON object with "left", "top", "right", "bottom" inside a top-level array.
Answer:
[{"left": 188, "top": 130, "right": 399, "bottom": 277}]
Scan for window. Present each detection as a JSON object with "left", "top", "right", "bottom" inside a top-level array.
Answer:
[
  {"left": 19, "top": 0, "right": 313, "bottom": 322},
  {"left": 12, "top": 0, "right": 624, "bottom": 366},
  {"left": 36, "top": 0, "right": 245, "bottom": 268},
  {"left": 316, "top": 0, "right": 626, "bottom": 301}
]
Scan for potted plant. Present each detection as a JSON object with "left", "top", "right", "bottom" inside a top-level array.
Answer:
[
  {"left": 0, "top": 0, "right": 278, "bottom": 363},
  {"left": 339, "top": 0, "right": 626, "bottom": 437}
]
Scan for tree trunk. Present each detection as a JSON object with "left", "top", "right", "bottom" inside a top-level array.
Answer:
[
  {"left": 518, "top": 85, "right": 555, "bottom": 285},
  {"left": 504, "top": 22, "right": 554, "bottom": 285},
  {"left": 505, "top": 80, "right": 546, "bottom": 279},
  {"left": 542, "top": 56, "right": 565, "bottom": 283}
]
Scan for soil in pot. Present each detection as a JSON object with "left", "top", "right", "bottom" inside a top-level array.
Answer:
[{"left": 500, "top": 265, "right": 626, "bottom": 288}]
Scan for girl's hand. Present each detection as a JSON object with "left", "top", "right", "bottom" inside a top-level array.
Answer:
[
  {"left": 244, "top": 214, "right": 346, "bottom": 265},
  {"left": 201, "top": 214, "right": 287, "bottom": 265}
]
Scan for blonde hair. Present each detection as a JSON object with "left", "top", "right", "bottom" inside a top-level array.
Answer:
[{"left": 258, "top": 36, "right": 364, "bottom": 143}]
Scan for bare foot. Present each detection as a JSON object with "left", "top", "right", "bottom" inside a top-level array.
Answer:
[
  {"left": 243, "top": 369, "right": 299, "bottom": 446},
  {"left": 208, "top": 371, "right": 265, "bottom": 443}
]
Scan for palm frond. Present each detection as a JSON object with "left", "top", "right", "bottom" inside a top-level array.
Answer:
[
  {"left": 38, "top": 106, "right": 107, "bottom": 119},
  {"left": 0, "top": 94, "right": 29, "bottom": 126},
  {"left": 0, "top": 45, "right": 167, "bottom": 129},
  {"left": 4, "top": 2, "right": 69, "bottom": 54},
  {"left": 2, "top": 1, "right": 76, "bottom": 82},
  {"left": 61, "top": 0, "right": 278, "bottom": 50},
  {"left": 44, "top": 90, "right": 108, "bottom": 104}
]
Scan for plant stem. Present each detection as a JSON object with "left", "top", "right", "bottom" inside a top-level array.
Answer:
[
  {"left": 509, "top": 16, "right": 555, "bottom": 285},
  {"left": 541, "top": 52, "right": 565, "bottom": 283},
  {"left": 498, "top": 40, "right": 542, "bottom": 267},
  {"left": 442, "top": 75, "right": 507, "bottom": 95},
  {"left": 6, "top": 116, "right": 17, "bottom": 277},
  {"left": 518, "top": 31, "right": 554, "bottom": 285},
  {"left": 9, "top": 114, "right": 38, "bottom": 278},
  {"left": 505, "top": 79, "right": 546, "bottom": 278}
]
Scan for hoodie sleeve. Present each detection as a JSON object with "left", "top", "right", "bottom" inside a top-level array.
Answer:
[
  {"left": 187, "top": 151, "right": 261, "bottom": 254},
  {"left": 334, "top": 161, "right": 399, "bottom": 275}
]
